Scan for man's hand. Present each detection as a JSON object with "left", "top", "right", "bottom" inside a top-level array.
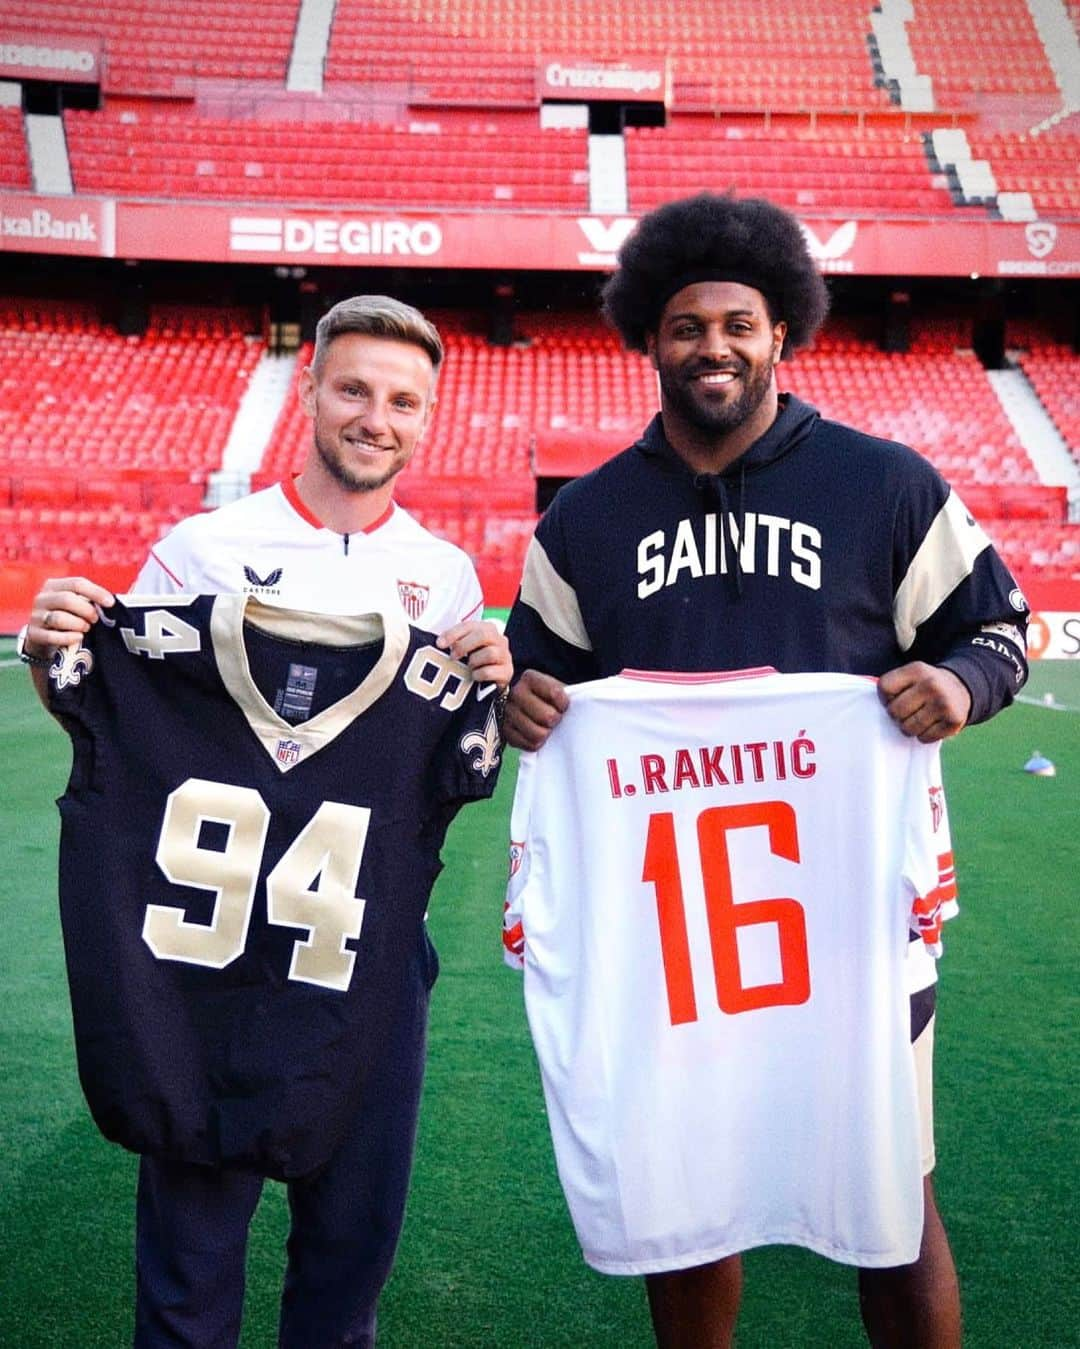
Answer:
[
  {"left": 878, "top": 662, "right": 971, "bottom": 743},
  {"left": 437, "top": 619, "right": 513, "bottom": 688},
  {"left": 502, "top": 669, "right": 569, "bottom": 751},
  {"left": 24, "top": 576, "right": 115, "bottom": 657}
]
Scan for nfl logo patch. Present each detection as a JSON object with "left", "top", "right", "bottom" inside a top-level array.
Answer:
[
  {"left": 276, "top": 738, "right": 302, "bottom": 767},
  {"left": 397, "top": 579, "right": 430, "bottom": 621},
  {"left": 928, "top": 785, "right": 944, "bottom": 832}
]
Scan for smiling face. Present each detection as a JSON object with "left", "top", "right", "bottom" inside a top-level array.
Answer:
[
  {"left": 647, "top": 281, "right": 787, "bottom": 469},
  {"left": 299, "top": 331, "right": 436, "bottom": 496}
]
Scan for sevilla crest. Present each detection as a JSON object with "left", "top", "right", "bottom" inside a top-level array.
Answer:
[
  {"left": 928, "top": 785, "right": 944, "bottom": 833},
  {"left": 397, "top": 580, "right": 430, "bottom": 621}
]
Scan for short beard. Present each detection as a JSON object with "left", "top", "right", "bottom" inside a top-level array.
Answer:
[
  {"left": 314, "top": 428, "right": 404, "bottom": 494},
  {"left": 659, "top": 360, "right": 773, "bottom": 436}
]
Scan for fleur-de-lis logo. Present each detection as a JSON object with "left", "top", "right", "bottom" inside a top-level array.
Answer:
[
  {"left": 50, "top": 644, "right": 94, "bottom": 690},
  {"left": 461, "top": 707, "right": 502, "bottom": 779}
]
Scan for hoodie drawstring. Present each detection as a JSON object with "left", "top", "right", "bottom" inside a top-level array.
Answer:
[{"left": 694, "top": 463, "right": 748, "bottom": 598}]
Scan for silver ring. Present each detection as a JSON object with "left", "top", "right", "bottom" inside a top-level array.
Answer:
[{"left": 43, "top": 610, "right": 53, "bottom": 629}]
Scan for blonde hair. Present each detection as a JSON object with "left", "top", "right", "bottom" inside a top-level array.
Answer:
[{"left": 311, "top": 295, "right": 444, "bottom": 376}]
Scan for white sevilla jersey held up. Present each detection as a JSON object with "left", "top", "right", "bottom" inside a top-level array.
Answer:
[{"left": 504, "top": 669, "right": 958, "bottom": 1275}]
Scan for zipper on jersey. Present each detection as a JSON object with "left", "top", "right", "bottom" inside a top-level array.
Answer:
[{"left": 342, "top": 533, "right": 350, "bottom": 555}]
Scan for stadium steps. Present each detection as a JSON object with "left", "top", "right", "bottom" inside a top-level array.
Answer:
[
  {"left": 986, "top": 368, "right": 1080, "bottom": 515},
  {"left": 588, "top": 134, "right": 627, "bottom": 213},
  {"left": 1026, "top": 0, "right": 1080, "bottom": 118},
  {"left": 26, "top": 114, "right": 73, "bottom": 195},
  {"left": 286, "top": 0, "right": 336, "bottom": 93},
  {"left": 1016, "top": 343, "right": 1080, "bottom": 466},
  {"left": 207, "top": 351, "right": 300, "bottom": 507},
  {"left": 870, "top": 0, "right": 935, "bottom": 111}
]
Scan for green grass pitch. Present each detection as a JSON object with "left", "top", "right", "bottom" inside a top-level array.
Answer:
[{"left": 1, "top": 654, "right": 1076, "bottom": 1347}]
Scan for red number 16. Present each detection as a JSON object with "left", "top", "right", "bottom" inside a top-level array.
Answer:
[{"left": 642, "top": 802, "right": 811, "bottom": 1025}]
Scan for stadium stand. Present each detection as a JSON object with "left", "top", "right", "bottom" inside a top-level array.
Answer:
[
  {"left": 64, "top": 107, "right": 590, "bottom": 209},
  {"left": 11, "top": 0, "right": 1072, "bottom": 230},
  {"left": 0, "top": 108, "right": 32, "bottom": 189},
  {"left": 625, "top": 117, "right": 973, "bottom": 216},
  {"left": 984, "top": 518, "right": 1080, "bottom": 581},
  {"left": 252, "top": 306, "right": 1079, "bottom": 603},
  {"left": 778, "top": 320, "right": 1047, "bottom": 487},
  {"left": 963, "top": 131, "right": 1080, "bottom": 217},
  {"left": 0, "top": 300, "right": 263, "bottom": 574},
  {"left": 904, "top": 0, "right": 1059, "bottom": 112},
  {"left": 326, "top": 0, "right": 892, "bottom": 112},
  {"left": 1015, "top": 340, "right": 1080, "bottom": 467},
  {"left": 1, "top": 0, "right": 1078, "bottom": 620},
  {"left": 3, "top": 1, "right": 298, "bottom": 91},
  {"left": 4, "top": 296, "right": 1078, "bottom": 606}
]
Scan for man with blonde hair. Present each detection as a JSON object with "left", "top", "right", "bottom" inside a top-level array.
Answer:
[{"left": 21, "top": 294, "right": 511, "bottom": 1347}]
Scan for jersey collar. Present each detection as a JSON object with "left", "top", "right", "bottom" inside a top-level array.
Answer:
[
  {"left": 281, "top": 475, "right": 396, "bottom": 535},
  {"left": 209, "top": 594, "right": 411, "bottom": 773}
]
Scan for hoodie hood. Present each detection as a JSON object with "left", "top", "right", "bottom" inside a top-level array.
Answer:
[
  {"left": 632, "top": 394, "right": 821, "bottom": 598},
  {"left": 633, "top": 392, "right": 821, "bottom": 479}
]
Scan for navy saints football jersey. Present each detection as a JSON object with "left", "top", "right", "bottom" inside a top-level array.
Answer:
[{"left": 48, "top": 594, "right": 502, "bottom": 1180}]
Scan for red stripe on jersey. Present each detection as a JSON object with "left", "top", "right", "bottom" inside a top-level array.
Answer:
[
  {"left": 502, "top": 900, "right": 525, "bottom": 963},
  {"left": 362, "top": 501, "right": 395, "bottom": 534},
  {"left": 620, "top": 666, "right": 779, "bottom": 684},
  {"left": 281, "top": 475, "right": 396, "bottom": 534},
  {"left": 911, "top": 871, "right": 959, "bottom": 949},
  {"left": 146, "top": 547, "right": 184, "bottom": 588},
  {"left": 281, "top": 475, "right": 323, "bottom": 528},
  {"left": 936, "top": 850, "right": 958, "bottom": 901}
]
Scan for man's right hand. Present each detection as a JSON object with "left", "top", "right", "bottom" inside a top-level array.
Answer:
[
  {"left": 24, "top": 576, "right": 116, "bottom": 659},
  {"left": 502, "top": 669, "right": 569, "bottom": 751}
]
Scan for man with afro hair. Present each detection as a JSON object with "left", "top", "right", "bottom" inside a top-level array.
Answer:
[{"left": 503, "top": 193, "right": 1028, "bottom": 1347}]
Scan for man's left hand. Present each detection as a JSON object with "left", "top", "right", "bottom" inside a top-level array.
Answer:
[
  {"left": 437, "top": 620, "right": 513, "bottom": 688},
  {"left": 878, "top": 662, "right": 971, "bottom": 743}
]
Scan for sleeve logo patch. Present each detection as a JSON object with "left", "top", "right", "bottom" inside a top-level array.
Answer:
[
  {"left": 461, "top": 706, "right": 502, "bottom": 779},
  {"left": 50, "top": 644, "right": 94, "bottom": 690},
  {"left": 508, "top": 840, "right": 525, "bottom": 878},
  {"left": 928, "top": 785, "right": 945, "bottom": 833}
]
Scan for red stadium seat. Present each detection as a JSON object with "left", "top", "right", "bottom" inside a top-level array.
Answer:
[{"left": 0, "top": 300, "right": 263, "bottom": 570}]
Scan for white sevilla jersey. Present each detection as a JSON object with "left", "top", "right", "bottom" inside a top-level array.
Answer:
[
  {"left": 504, "top": 669, "right": 958, "bottom": 1274},
  {"left": 133, "top": 477, "right": 483, "bottom": 633}
]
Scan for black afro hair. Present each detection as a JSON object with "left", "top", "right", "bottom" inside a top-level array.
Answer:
[{"left": 600, "top": 192, "right": 830, "bottom": 358}]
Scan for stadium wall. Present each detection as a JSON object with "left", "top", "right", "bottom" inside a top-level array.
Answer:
[{"left": 2, "top": 191, "right": 1079, "bottom": 277}]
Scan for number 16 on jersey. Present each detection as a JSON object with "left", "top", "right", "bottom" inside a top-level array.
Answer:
[{"left": 642, "top": 801, "right": 811, "bottom": 1026}]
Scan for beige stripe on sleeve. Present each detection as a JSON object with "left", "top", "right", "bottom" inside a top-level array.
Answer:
[
  {"left": 893, "top": 490, "right": 990, "bottom": 652},
  {"left": 518, "top": 536, "right": 592, "bottom": 652}
]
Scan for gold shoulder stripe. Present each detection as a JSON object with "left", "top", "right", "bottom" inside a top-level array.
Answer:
[
  {"left": 519, "top": 537, "right": 592, "bottom": 652},
  {"left": 893, "top": 491, "right": 990, "bottom": 652}
]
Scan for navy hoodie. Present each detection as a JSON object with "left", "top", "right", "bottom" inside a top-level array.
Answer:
[{"left": 506, "top": 395, "right": 1028, "bottom": 723}]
